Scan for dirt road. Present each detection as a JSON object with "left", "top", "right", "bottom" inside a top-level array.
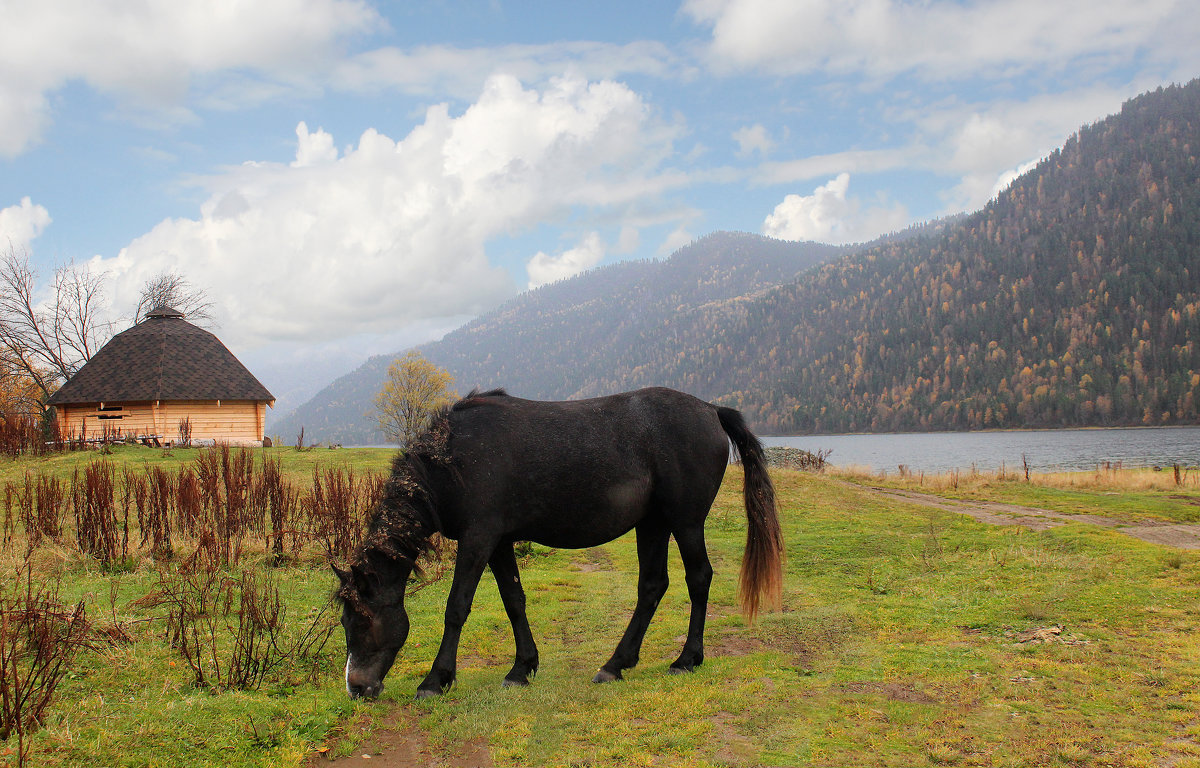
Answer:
[{"left": 857, "top": 484, "right": 1200, "bottom": 549}]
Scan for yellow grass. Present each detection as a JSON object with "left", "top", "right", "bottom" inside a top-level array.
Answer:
[{"left": 831, "top": 462, "right": 1200, "bottom": 493}]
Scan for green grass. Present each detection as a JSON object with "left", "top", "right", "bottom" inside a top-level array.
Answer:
[
  {"left": 8, "top": 453, "right": 1200, "bottom": 767},
  {"left": 0, "top": 443, "right": 396, "bottom": 486}
]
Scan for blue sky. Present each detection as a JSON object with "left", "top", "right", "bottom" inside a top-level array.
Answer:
[{"left": 2, "top": 0, "right": 1198, "bottom": 415}]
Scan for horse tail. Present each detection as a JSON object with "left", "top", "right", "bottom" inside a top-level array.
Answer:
[{"left": 717, "top": 406, "right": 784, "bottom": 623}]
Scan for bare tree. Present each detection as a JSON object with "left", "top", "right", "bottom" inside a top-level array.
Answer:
[
  {"left": 0, "top": 247, "right": 113, "bottom": 405},
  {"left": 134, "top": 270, "right": 215, "bottom": 326}
]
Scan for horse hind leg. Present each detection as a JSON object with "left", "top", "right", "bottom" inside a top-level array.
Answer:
[
  {"left": 593, "top": 519, "right": 670, "bottom": 683},
  {"left": 668, "top": 525, "right": 712, "bottom": 674},
  {"left": 489, "top": 543, "right": 539, "bottom": 687}
]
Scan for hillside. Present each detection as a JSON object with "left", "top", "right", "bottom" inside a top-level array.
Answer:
[
  {"left": 695, "top": 79, "right": 1200, "bottom": 433},
  {"left": 275, "top": 79, "right": 1200, "bottom": 441},
  {"left": 271, "top": 232, "right": 842, "bottom": 443}
]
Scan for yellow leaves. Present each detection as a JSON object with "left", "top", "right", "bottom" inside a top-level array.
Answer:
[{"left": 373, "top": 351, "right": 456, "bottom": 447}]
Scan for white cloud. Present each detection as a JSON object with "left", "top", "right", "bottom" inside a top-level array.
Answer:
[
  {"left": 683, "top": 0, "right": 1195, "bottom": 80},
  {"left": 0, "top": 198, "right": 52, "bottom": 251},
  {"left": 758, "top": 147, "right": 912, "bottom": 186},
  {"left": 615, "top": 225, "right": 640, "bottom": 255},
  {"left": 0, "top": 0, "right": 378, "bottom": 156},
  {"left": 291, "top": 123, "right": 339, "bottom": 167},
  {"left": 919, "top": 85, "right": 1136, "bottom": 211},
  {"left": 332, "top": 40, "right": 682, "bottom": 99},
  {"left": 732, "top": 123, "right": 774, "bottom": 158},
  {"left": 989, "top": 158, "right": 1042, "bottom": 201},
  {"left": 763, "top": 173, "right": 907, "bottom": 244},
  {"left": 93, "top": 74, "right": 678, "bottom": 348},
  {"left": 527, "top": 232, "right": 605, "bottom": 289},
  {"left": 658, "top": 225, "right": 693, "bottom": 256}
]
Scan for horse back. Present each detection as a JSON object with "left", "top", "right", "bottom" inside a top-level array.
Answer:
[{"left": 436, "top": 388, "right": 730, "bottom": 547}]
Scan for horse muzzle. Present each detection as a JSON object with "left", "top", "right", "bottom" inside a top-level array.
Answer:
[{"left": 346, "top": 657, "right": 384, "bottom": 700}]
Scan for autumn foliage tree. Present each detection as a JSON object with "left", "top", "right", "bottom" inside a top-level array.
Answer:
[{"left": 372, "top": 351, "right": 455, "bottom": 447}]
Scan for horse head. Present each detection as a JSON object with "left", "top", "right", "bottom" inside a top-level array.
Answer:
[{"left": 334, "top": 560, "right": 411, "bottom": 699}]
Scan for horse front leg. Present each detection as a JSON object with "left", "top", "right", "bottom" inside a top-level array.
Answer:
[
  {"left": 489, "top": 543, "right": 539, "bottom": 687},
  {"left": 416, "top": 538, "right": 493, "bottom": 698}
]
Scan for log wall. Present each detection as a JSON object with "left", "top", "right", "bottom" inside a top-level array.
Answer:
[{"left": 54, "top": 400, "right": 269, "bottom": 446}]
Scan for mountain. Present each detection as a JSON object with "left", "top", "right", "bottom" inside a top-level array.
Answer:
[
  {"left": 275, "top": 78, "right": 1200, "bottom": 441},
  {"left": 674, "top": 80, "right": 1200, "bottom": 433},
  {"left": 271, "top": 232, "right": 843, "bottom": 443}
]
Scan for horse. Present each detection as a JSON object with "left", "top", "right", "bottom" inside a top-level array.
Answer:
[{"left": 333, "top": 386, "right": 784, "bottom": 700}]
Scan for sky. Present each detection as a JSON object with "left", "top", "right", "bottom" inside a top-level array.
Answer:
[{"left": 2, "top": 0, "right": 1198, "bottom": 417}]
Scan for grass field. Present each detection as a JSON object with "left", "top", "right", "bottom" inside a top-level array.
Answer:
[{"left": 4, "top": 446, "right": 1200, "bottom": 767}]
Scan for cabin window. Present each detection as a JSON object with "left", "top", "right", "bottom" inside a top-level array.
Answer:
[
  {"left": 97, "top": 405, "right": 123, "bottom": 412},
  {"left": 97, "top": 405, "right": 124, "bottom": 420}
]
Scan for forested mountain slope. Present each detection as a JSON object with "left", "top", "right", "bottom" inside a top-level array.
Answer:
[
  {"left": 276, "top": 79, "right": 1200, "bottom": 441},
  {"left": 689, "top": 80, "right": 1200, "bottom": 432}
]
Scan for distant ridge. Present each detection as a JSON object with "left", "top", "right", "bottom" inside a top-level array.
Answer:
[
  {"left": 271, "top": 232, "right": 842, "bottom": 443},
  {"left": 274, "top": 79, "right": 1200, "bottom": 442}
]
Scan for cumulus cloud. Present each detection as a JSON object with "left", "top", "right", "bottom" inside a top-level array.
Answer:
[
  {"left": 93, "top": 74, "right": 678, "bottom": 348},
  {"left": 527, "top": 232, "right": 605, "bottom": 288},
  {"left": 683, "top": 0, "right": 1194, "bottom": 80},
  {"left": 0, "top": 0, "right": 378, "bottom": 156},
  {"left": 732, "top": 123, "right": 774, "bottom": 158},
  {"left": 291, "top": 123, "right": 339, "bottom": 167},
  {"left": 921, "top": 85, "right": 1134, "bottom": 211},
  {"left": 763, "top": 173, "right": 907, "bottom": 244},
  {"left": 0, "top": 198, "right": 52, "bottom": 251}
]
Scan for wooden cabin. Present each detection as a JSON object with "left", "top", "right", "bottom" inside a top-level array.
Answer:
[{"left": 47, "top": 307, "right": 275, "bottom": 446}]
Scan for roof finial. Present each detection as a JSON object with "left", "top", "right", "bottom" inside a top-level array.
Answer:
[{"left": 145, "top": 306, "right": 185, "bottom": 319}]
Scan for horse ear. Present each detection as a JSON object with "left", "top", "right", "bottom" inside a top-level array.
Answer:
[{"left": 331, "top": 563, "right": 352, "bottom": 584}]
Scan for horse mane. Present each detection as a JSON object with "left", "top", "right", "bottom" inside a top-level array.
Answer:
[
  {"left": 453, "top": 387, "right": 509, "bottom": 410},
  {"left": 337, "top": 389, "right": 515, "bottom": 610},
  {"left": 337, "top": 405, "right": 457, "bottom": 609}
]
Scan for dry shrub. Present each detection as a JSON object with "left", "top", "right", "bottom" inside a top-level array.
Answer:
[
  {"left": 175, "top": 466, "right": 202, "bottom": 535},
  {"left": 254, "top": 454, "right": 302, "bottom": 565},
  {"left": 192, "top": 447, "right": 258, "bottom": 566},
  {"left": 0, "top": 563, "right": 90, "bottom": 766},
  {"left": 138, "top": 566, "right": 338, "bottom": 691},
  {"left": 2, "top": 474, "right": 66, "bottom": 552},
  {"left": 0, "top": 414, "right": 49, "bottom": 458},
  {"left": 144, "top": 466, "right": 174, "bottom": 561},
  {"left": 309, "top": 466, "right": 383, "bottom": 561},
  {"left": 72, "top": 461, "right": 128, "bottom": 568}
]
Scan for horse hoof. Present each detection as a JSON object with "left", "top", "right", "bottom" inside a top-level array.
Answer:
[
  {"left": 415, "top": 688, "right": 443, "bottom": 699},
  {"left": 668, "top": 665, "right": 693, "bottom": 675},
  {"left": 502, "top": 677, "right": 530, "bottom": 688},
  {"left": 592, "top": 669, "right": 621, "bottom": 684}
]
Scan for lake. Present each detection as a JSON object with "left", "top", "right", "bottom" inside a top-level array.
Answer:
[{"left": 764, "top": 426, "right": 1200, "bottom": 474}]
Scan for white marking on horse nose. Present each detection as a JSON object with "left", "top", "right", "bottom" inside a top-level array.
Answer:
[{"left": 345, "top": 655, "right": 353, "bottom": 696}]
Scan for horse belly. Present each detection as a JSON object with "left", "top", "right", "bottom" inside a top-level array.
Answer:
[{"left": 515, "top": 477, "right": 651, "bottom": 549}]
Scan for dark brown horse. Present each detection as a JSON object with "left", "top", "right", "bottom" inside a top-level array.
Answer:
[{"left": 334, "top": 387, "right": 783, "bottom": 699}]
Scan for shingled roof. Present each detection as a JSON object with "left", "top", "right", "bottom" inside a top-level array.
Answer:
[{"left": 47, "top": 307, "right": 274, "bottom": 406}]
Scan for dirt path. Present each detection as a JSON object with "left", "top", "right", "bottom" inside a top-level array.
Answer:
[
  {"left": 304, "top": 707, "right": 493, "bottom": 768},
  {"left": 856, "top": 484, "right": 1200, "bottom": 549}
]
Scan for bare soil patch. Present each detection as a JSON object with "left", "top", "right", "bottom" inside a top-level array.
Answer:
[
  {"left": 569, "top": 547, "right": 615, "bottom": 572},
  {"left": 841, "top": 681, "right": 939, "bottom": 704},
  {"left": 305, "top": 706, "right": 493, "bottom": 768}
]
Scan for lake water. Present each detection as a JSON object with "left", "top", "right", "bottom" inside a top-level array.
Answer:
[{"left": 764, "top": 427, "right": 1200, "bottom": 474}]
